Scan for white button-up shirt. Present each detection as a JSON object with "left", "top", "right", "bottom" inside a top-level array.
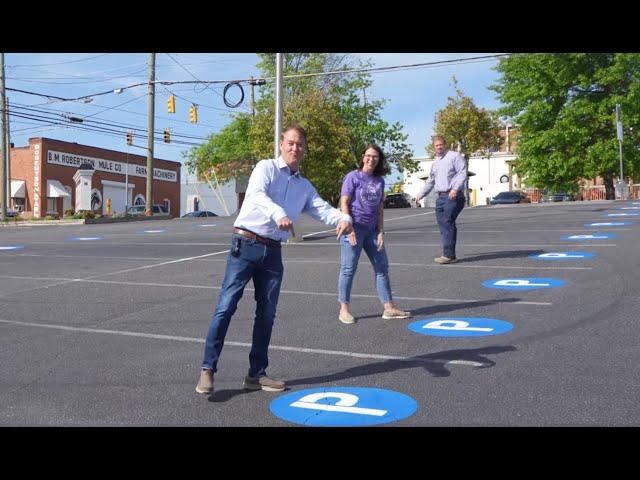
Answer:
[{"left": 234, "top": 157, "right": 352, "bottom": 242}]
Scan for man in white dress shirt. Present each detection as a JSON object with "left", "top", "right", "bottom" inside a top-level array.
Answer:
[{"left": 196, "top": 124, "right": 352, "bottom": 396}]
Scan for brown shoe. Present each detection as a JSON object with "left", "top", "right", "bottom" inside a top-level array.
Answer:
[
  {"left": 195, "top": 369, "right": 214, "bottom": 395},
  {"left": 243, "top": 374, "right": 286, "bottom": 392},
  {"left": 382, "top": 308, "right": 412, "bottom": 320},
  {"left": 434, "top": 256, "right": 457, "bottom": 264}
]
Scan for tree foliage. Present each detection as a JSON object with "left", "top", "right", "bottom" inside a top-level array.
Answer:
[
  {"left": 490, "top": 53, "right": 640, "bottom": 198},
  {"left": 184, "top": 53, "right": 416, "bottom": 205},
  {"left": 432, "top": 77, "right": 503, "bottom": 157}
]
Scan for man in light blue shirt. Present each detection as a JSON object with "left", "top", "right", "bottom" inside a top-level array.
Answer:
[
  {"left": 415, "top": 135, "right": 467, "bottom": 264},
  {"left": 196, "top": 124, "right": 352, "bottom": 396}
]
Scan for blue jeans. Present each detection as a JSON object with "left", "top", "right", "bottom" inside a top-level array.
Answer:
[
  {"left": 202, "top": 233, "right": 283, "bottom": 377},
  {"left": 435, "top": 192, "right": 465, "bottom": 258},
  {"left": 338, "top": 224, "right": 392, "bottom": 304}
]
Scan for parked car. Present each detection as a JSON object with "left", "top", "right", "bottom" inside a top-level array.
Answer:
[
  {"left": 384, "top": 193, "right": 413, "bottom": 208},
  {"left": 540, "top": 190, "right": 575, "bottom": 202},
  {"left": 489, "top": 191, "right": 531, "bottom": 205},
  {"left": 181, "top": 210, "right": 218, "bottom": 218},
  {"left": 126, "top": 204, "right": 168, "bottom": 216}
]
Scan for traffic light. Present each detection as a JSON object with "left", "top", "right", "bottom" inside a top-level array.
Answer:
[
  {"left": 164, "top": 128, "right": 170, "bottom": 144},
  {"left": 189, "top": 104, "right": 198, "bottom": 124},
  {"left": 126, "top": 132, "right": 133, "bottom": 145},
  {"left": 167, "top": 95, "right": 175, "bottom": 114}
]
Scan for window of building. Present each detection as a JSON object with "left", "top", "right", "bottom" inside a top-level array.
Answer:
[{"left": 46, "top": 197, "right": 57, "bottom": 215}]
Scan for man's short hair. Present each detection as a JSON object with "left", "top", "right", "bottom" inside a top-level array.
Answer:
[
  {"left": 432, "top": 135, "right": 446, "bottom": 144},
  {"left": 281, "top": 123, "right": 307, "bottom": 144}
]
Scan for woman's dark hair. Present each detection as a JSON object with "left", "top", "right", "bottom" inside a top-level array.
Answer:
[{"left": 358, "top": 143, "right": 390, "bottom": 177}]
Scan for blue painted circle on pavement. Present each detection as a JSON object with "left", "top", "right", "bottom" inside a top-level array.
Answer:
[
  {"left": 561, "top": 233, "right": 616, "bottom": 240},
  {"left": 270, "top": 387, "right": 417, "bottom": 427},
  {"left": 0, "top": 245, "right": 24, "bottom": 251},
  {"left": 140, "top": 229, "right": 166, "bottom": 234},
  {"left": 606, "top": 212, "right": 639, "bottom": 217},
  {"left": 483, "top": 277, "right": 565, "bottom": 290},
  {"left": 196, "top": 224, "right": 217, "bottom": 228},
  {"left": 530, "top": 251, "right": 595, "bottom": 260},
  {"left": 67, "top": 236, "right": 103, "bottom": 242},
  {"left": 408, "top": 317, "right": 513, "bottom": 337},
  {"left": 584, "top": 222, "right": 630, "bottom": 227}
]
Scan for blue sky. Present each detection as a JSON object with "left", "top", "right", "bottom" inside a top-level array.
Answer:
[{"left": 3, "top": 53, "right": 504, "bottom": 181}]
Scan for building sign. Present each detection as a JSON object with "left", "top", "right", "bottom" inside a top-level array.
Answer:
[
  {"left": 33, "top": 145, "right": 41, "bottom": 217},
  {"left": 47, "top": 150, "right": 177, "bottom": 183}
]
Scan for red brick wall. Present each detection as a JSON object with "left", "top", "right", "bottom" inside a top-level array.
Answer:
[
  {"left": 10, "top": 138, "right": 181, "bottom": 218},
  {"left": 8, "top": 145, "right": 36, "bottom": 215}
]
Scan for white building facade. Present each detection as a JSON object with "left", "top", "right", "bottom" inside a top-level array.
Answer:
[
  {"left": 403, "top": 152, "right": 521, "bottom": 206},
  {"left": 180, "top": 169, "right": 238, "bottom": 217}
]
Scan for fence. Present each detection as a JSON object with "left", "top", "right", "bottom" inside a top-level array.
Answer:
[
  {"left": 523, "top": 188, "right": 540, "bottom": 203},
  {"left": 579, "top": 185, "right": 606, "bottom": 201},
  {"left": 520, "top": 185, "right": 639, "bottom": 202}
]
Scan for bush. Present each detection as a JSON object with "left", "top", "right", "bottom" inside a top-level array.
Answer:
[
  {"left": 44, "top": 215, "right": 56, "bottom": 221},
  {"left": 72, "top": 211, "right": 96, "bottom": 219},
  {"left": 64, "top": 208, "right": 75, "bottom": 217}
]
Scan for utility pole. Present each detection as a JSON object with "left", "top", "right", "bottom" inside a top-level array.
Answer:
[
  {"left": 274, "top": 53, "right": 283, "bottom": 159},
  {"left": 5, "top": 97, "right": 10, "bottom": 207},
  {"left": 124, "top": 152, "right": 129, "bottom": 214},
  {"left": 249, "top": 76, "right": 255, "bottom": 118},
  {"left": 145, "top": 53, "right": 155, "bottom": 216},
  {"left": 0, "top": 52, "right": 7, "bottom": 221}
]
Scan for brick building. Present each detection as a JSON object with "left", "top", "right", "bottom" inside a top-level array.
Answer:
[{"left": 8, "top": 138, "right": 181, "bottom": 218}]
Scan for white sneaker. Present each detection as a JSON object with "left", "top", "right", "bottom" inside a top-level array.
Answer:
[{"left": 339, "top": 311, "right": 356, "bottom": 324}]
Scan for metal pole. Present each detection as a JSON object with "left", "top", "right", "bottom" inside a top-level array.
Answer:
[
  {"left": 125, "top": 152, "right": 129, "bottom": 214},
  {"left": 146, "top": 53, "right": 155, "bottom": 216},
  {"left": 5, "top": 97, "right": 10, "bottom": 208},
  {"left": 616, "top": 104, "right": 624, "bottom": 181},
  {"left": 249, "top": 76, "right": 255, "bottom": 118},
  {"left": 0, "top": 52, "right": 7, "bottom": 221},
  {"left": 274, "top": 53, "right": 283, "bottom": 159},
  {"left": 618, "top": 138, "right": 624, "bottom": 180}
]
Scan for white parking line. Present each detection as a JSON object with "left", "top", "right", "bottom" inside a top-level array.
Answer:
[
  {"left": 8, "top": 254, "right": 591, "bottom": 270},
  {"left": 302, "top": 211, "right": 435, "bottom": 238},
  {"left": 0, "top": 318, "right": 488, "bottom": 367},
  {"left": 0, "top": 275, "right": 552, "bottom": 306}
]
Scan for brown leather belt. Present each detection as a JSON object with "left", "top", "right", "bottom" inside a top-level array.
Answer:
[{"left": 233, "top": 228, "right": 281, "bottom": 248}]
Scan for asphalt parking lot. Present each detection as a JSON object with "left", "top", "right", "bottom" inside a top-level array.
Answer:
[{"left": 1, "top": 199, "right": 639, "bottom": 426}]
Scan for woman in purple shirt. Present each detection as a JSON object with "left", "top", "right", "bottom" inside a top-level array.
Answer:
[{"left": 337, "top": 143, "right": 411, "bottom": 324}]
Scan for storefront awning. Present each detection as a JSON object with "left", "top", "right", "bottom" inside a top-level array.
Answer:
[
  {"left": 11, "top": 180, "right": 26, "bottom": 198},
  {"left": 47, "top": 180, "right": 71, "bottom": 198}
]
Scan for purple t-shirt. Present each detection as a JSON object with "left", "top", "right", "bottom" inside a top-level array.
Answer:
[{"left": 340, "top": 170, "right": 384, "bottom": 228}]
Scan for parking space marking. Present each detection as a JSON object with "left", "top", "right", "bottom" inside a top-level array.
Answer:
[
  {"left": 291, "top": 242, "right": 617, "bottom": 247},
  {"left": 0, "top": 318, "right": 490, "bottom": 367},
  {"left": 303, "top": 211, "right": 436, "bottom": 238},
  {"left": 0, "top": 274, "right": 553, "bottom": 306}
]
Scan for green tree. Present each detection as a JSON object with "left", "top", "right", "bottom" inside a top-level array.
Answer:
[
  {"left": 432, "top": 77, "right": 503, "bottom": 202},
  {"left": 490, "top": 53, "right": 640, "bottom": 199},
  {"left": 183, "top": 113, "right": 253, "bottom": 183},
  {"left": 186, "top": 53, "right": 417, "bottom": 205}
]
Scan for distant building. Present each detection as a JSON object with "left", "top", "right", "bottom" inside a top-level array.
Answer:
[
  {"left": 180, "top": 169, "right": 238, "bottom": 217},
  {"left": 403, "top": 126, "right": 522, "bottom": 206},
  {"left": 9, "top": 138, "right": 181, "bottom": 217}
]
